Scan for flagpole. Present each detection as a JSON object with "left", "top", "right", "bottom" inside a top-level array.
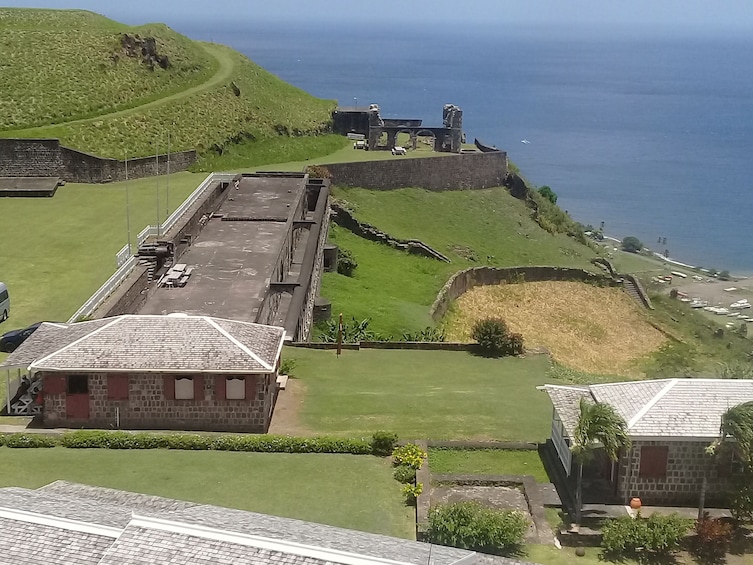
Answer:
[
  {"left": 336, "top": 313, "right": 343, "bottom": 357},
  {"left": 166, "top": 131, "right": 170, "bottom": 221},
  {"left": 125, "top": 152, "right": 132, "bottom": 254},
  {"left": 155, "top": 139, "right": 160, "bottom": 237}
]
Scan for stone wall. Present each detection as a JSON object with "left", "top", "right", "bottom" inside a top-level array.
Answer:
[
  {"left": 41, "top": 371, "right": 275, "bottom": 433},
  {"left": 430, "top": 266, "right": 616, "bottom": 321},
  {"left": 320, "top": 151, "right": 507, "bottom": 191},
  {"left": 0, "top": 138, "right": 196, "bottom": 183},
  {"left": 618, "top": 440, "right": 734, "bottom": 506}
]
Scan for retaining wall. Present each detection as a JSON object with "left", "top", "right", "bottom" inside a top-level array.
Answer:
[
  {"left": 319, "top": 151, "right": 507, "bottom": 191},
  {"left": 0, "top": 138, "right": 195, "bottom": 183},
  {"left": 430, "top": 266, "right": 616, "bottom": 321}
]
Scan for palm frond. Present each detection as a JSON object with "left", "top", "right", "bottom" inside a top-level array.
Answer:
[
  {"left": 572, "top": 397, "right": 631, "bottom": 462},
  {"left": 721, "top": 401, "right": 753, "bottom": 465}
]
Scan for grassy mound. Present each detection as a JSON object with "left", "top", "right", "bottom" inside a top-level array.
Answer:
[
  {"left": 319, "top": 186, "right": 598, "bottom": 337},
  {"left": 444, "top": 281, "right": 667, "bottom": 377},
  {"left": 0, "top": 9, "right": 334, "bottom": 158}
]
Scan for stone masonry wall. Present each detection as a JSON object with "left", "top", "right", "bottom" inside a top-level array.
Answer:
[
  {"left": 41, "top": 371, "right": 275, "bottom": 433},
  {"left": 0, "top": 138, "right": 196, "bottom": 183},
  {"left": 320, "top": 151, "right": 507, "bottom": 191},
  {"left": 617, "top": 440, "right": 733, "bottom": 506},
  {"left": 430, "top": 266, "right": 617, "bottom": 321}
]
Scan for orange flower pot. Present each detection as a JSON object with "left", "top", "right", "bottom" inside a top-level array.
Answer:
[{"left": 630, "top": 497, "right": 642, "bottom": 510}]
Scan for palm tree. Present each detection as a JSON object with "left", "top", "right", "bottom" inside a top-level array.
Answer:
[
  {"left": 571, "top": 397, "right": 631, "bottom": 525},
  {"left": 719, "top": 401, "right": 753, "bottom": 466}
]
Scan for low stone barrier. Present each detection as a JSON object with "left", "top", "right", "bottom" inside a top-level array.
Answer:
[{"left": 430, "top": 266, "right": 616, "bottom": 322}]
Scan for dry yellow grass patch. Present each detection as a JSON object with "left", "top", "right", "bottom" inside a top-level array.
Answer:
[{"left": 445, "top": 281, "right": 667, "bottom": 376}]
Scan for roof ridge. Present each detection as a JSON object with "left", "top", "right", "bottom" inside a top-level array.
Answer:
[
  {"left": 0, "top": 506, "right": 121, "bottom": 539},
  {"left": 626, "top": 379, "right": 678, "bottom": 430},
  {"left": 204, "top": 317, "right": 273, "bottom": 372},
  {"left": 31, "top": 317, "right": 122, "bottom": 369}
]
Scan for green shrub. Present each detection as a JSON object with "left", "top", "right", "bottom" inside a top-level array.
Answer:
[
  {"left": 470, "top": 318, "right": 525, "bottom": 357},
  {"left": 621, "top": 236, "right": 643, "bottom": 253},
  {"left": 1, "top": 434, "right": 57, "bottom": 448},
  {"left": 337, "top": 248, "right": 358, "bottom": 277},
  {"left": 393, "top": 464, "right": 417, "bottom": 484},
  {"left": 602, "top": 513, "right": 691, "bottom": 555},
  {"left": 59, "top": 431, "right": 372, "bottom": 454},
  {"left": 403, "top": 482, "right": 423, "bottom": 504},
  {"left": 401, "top": 327, "right": 446, "bottom": 342},
  {"left": 371, "top": 431, "right": 398, "bottom": 456},
  {"left": 426, "top": 501, "right": 528, "bottom": 555},
  {"left": 471, "top": 318, "right": 509, "bottom": 355},
  {"left": 392, "top": 443, "right": 427, "bottom": 469},
  {"left": 279, "top": 358, "right": 296, "bottom": 376},
  {"left": 537, "top": 185, "right": 557, "bottom": 204}
]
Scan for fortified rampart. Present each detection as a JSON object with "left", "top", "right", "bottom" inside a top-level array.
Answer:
[
  {"left": 0, "top": 138, "right": 196, "bottom": 183},
  {"left": 430, "top": 266, "right": 617, "bottom": 321},
  {"left": 321, "top": 151, "right": 507, "bottom": 191}
]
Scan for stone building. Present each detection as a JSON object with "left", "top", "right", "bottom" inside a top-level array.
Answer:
[
  {"left": 0, "top": 314, "right": 285, "bottom": 432},
  {"left": 541, "top": 379, "right": 753, "bottom": 506}
]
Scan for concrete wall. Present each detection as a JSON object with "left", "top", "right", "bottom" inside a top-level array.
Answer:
[
  {"left": 618, "top": 440, "right": 736, "bottom": 506},
  {"left": 319, "top": 151, "right": 507, "bottom": 191},
  {"left": 41, "top": 371, "right": 275, "bottom": 433},
  {"left": 430, "top": 266, "right": 616, "bottom": 321},
  {"left": 0, "top": 138, "right": 196, "bottom": 183}
]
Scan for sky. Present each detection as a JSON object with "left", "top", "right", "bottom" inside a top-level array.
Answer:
[{"left": 3, "top": 0, "right": 753, "bottom": 33}]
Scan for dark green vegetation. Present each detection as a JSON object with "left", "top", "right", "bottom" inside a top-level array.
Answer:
[
  {"left": 1, "top": 9, "right": 334, "bottom": 159},
  {"left": 621, "top": 236, "right": 644, "bottom": 253},
  {"left": 427, "top": 501, "right": 528, "bottom": 555},
  {"left": 470, "top": 317, "right": 525, "bottom": 356},
  {"left": 0, "top": 448, "right": 415, "bottom": 538},
  {"left": 284, "top": 348, "right": 555, "bottom": 441}
]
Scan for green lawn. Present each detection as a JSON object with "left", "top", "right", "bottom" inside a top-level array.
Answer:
[
  {"left": 427, "top": 449, "right": 550, "bottom": 483},
  {"left": 0, "top": 172, "right": 206, "bottom": 330},
  {"left": 285, "top": 348, "right": 556, "bottom": 441},
  {"left": 0, "top": 448, "right": 415, "bottom": 538}
]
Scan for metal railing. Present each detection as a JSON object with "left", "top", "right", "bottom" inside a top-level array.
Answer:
[{"left": 68, "top": 173, "right": 228, "bottom": 323}]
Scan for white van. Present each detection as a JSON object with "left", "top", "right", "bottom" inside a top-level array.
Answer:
[{"left": 0, "top": 282, "right": 9, "bottom": 322}]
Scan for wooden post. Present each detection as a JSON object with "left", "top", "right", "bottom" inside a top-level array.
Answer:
[{"left": 336, "top": 313, "right": 343, "bottom": 357}]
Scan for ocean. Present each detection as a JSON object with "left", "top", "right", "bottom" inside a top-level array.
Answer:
[{"left": 178, "top": 20, "right": 753, "bottom": 274}]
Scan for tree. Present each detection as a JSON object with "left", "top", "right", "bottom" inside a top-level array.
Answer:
[
  {"left": 571, "top": 397, "right": 631, "bottom": 525},
  {"left": 719, "top": 270, "right": 731, "bottom": 281},
  {"left": 621, "top": 236, "right": 643, "bottom": 253},
  {"left": 537, "top": 185, "right": 557, "bottom": 204}
]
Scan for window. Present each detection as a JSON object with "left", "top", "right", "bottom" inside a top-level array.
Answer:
[
  {"left": 226, "top": 377, "right": 245, "bottom": 400},
  {"left": 0, "top": 289, "right": 8, "bottom": 302},
  {"left": 107, "top": 374, "right": 129, "bottom": 400},
  {"left": 67, "top": 374, "right": 89, "bottom": 395},
  {"left": 639, "top": 446, "right": 668, "bottom": 479},
  {"left": 175, "top": 377, "right": 194, "bottom": 400}
]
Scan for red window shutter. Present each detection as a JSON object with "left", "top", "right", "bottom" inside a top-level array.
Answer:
[
  {"left": 639, "top": 446, "right": 668, "bottom": 478},
  {"left": 44, "top": 374, "right": 66, "bottom": 395},
  {"left": 164, "top": 376, "right": 175, "bottom": 400},
  {"left": 107, "top": 374, "right": 129, "bottom": 400},
  {"left": 215, "top": 375, "right": 226, "bottom": 400},
  {"left": 245, "top": 375, "right": 257, "bottom": 402},
  {"left": 193, "top": 375, "right": 204, "bottom": 401}
]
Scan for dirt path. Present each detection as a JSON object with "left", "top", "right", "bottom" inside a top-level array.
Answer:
[
  {"left": 4, "top": 43, "right": 235, "bottom": 135},
  {"left": 267, "top": 379, "right": 311, "bottom": 436}
]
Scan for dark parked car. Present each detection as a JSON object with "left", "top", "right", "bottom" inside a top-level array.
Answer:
[{"left": 0, "top": 322, "right": 43, "bottom": 353}]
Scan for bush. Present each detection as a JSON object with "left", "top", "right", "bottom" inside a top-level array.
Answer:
[
  {"left": 694, "top": 514, "right": 734, "bottom": 557},
  {"left": 306, "top": 164, "right": 332, "bottom": 179},
  {"left": 426, "top": 501, "right": 528, "bottom": 555},
  {"left": 392, "top": 443, "right": 427, "bottom": 469},
  {"left": 470, "top": 318, "right": 525, "bottom": 357},
  {"left": 1, "top": 433, "right": 57, "bottom": 448},
  {"left": 372, "top": 431, "right": 398, "bottom": 456},
  {"left": 602, "top": 513, "right": 691, "bottom": 555},
  {"left": 393, "top": 464, "right": 417, "bottom": 484},
  {"left": 621, "top": 236, "right": 643, "bottom": 253},
  {"left": 537, "top": 185, "right": 557, "bottom": 204},
  {"left": 401, "top": 327, "right": 446, "bottom": 342},
  {"left": 59, "top": 431, "right": 372, "bottom": 454},
  {"left": 279, "top": 358, "right": 296, "bottom": 376},
  {"left": 337, "top": 248, "right": 358, "bottom": 277},
  {"left": 403, "top": 482, "right": 423, "bottom": 504}
]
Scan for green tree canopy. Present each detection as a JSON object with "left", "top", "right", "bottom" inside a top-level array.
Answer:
[{"left": 621, "top": 236, "right": 643, "bottom": 253}]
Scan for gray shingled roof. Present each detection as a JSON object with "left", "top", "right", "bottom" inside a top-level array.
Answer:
[
  {"left": 542, "top": 379, "right": 753, "bottom": 440},
  {"left": 1, "top": 315, "right": 285, "bottom": 374},
  {"left": 0, "top": 482, "right": 532, "bottom": 565}
]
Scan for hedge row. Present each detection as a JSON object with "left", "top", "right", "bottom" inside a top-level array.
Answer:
[{"left": 0, "top": 430, "right": 399, "bottom": 455}]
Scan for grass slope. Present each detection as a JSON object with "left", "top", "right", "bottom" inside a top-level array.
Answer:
[
  {"left": 285, "top": 348, "right": 556, "bottom": 441},
  {"left": 427, "top": 448, "right": 549, "bottom": 483},
  {"left": 319, "top": 186, "right": 597, "bottom": 337},
  {"left": 1, "top": 9, "right": 334, "bottom": 158},
  {"left": 0, "top": 448, "right": 415, "bottom": 538}
]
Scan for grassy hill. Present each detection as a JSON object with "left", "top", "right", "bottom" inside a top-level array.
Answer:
[{"left": 0, "top": 9, "right": 335, "bottom": 159}]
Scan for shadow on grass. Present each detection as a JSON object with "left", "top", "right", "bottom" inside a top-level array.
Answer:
[{"left": 599, "top": 550, "right": 683, "bottom": 565}]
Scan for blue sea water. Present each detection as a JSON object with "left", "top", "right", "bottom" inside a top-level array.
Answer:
[{"left": 180, "top": 20, "right": 753, "bottom": 273}]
